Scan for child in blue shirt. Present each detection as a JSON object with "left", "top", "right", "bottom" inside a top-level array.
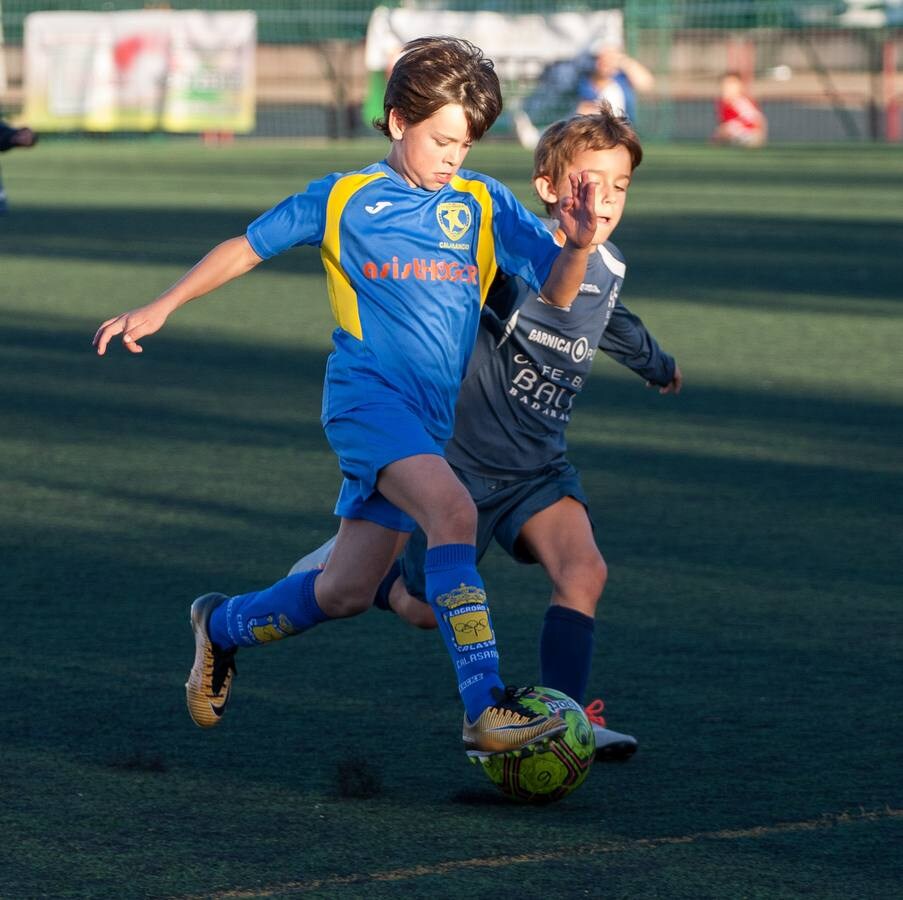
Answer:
[
  {"left": 93, "top": 37, "right": 598, "bottom": 756},
  {"left": 292, "top": 105, "right": 682, "bottom": 762}
]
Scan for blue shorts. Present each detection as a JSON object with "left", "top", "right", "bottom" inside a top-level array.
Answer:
[
  {"left": 400, "top": 461, "right": 591, "bottom": 598},
  {"left": 325, "top": 401, "right": 445, "bottom": 532}
]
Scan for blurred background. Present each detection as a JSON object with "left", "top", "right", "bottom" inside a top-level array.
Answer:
[{"left": 1, "top": 0, "right": 901, "bottom": 144}]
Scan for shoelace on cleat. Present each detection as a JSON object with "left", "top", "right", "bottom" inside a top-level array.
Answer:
[
  {"left": 503, "top": 686, "right": 534, "bottom": 701},
  {"left": 584, "top": 698, "right": 607, "bottom": 728},
  {"left": 493, "top": 686, "right": 539, "bottom": 721}
]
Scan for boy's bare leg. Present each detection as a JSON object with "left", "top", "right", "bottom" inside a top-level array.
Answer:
[
  {"left": 518, "top": 496, "right": 606, "bottom": 617},
  {"left": 385, "top": 495, "right": 605, "bottom": 624},
  {"left": 378, "top": 453, "right": 567, "bottom": 755},
  {"left": 314, "top": 518, "right": 408, "bottom": 618},
  {"left": 519, "top": 497, "right": 638, "bottom": 760},
  {"left": 388, "top": 577, "right": 437, "bottom": 628},
  {"left": 376, "top": 454, "right": 476, "bottom": 545},
  {"left": 187, "top": 517, "right": 404, "bottom": 728}
]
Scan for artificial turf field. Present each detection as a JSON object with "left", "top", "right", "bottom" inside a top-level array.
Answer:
[{"left": 1, "top": 139, "right": 901, "bottom": 899}]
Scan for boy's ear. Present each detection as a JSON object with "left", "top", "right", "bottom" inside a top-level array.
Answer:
[
  {"left": 388, "top": 108, "right": 406, "bottom": 140},
  {"left": 533, "top": 174, "right": 559, "bottom": 206}
]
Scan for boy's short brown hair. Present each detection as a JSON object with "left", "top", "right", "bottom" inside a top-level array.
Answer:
[
  {"left": 374, "top": 36, "right": 503, "bottom": 141},
  {"left": 533, "top": 104, "right": 643, "bottom": 213}
]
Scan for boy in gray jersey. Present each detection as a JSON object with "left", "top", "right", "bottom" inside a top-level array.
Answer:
[{"left": 291, "top": 105, "right": 681, "bottom": 760}]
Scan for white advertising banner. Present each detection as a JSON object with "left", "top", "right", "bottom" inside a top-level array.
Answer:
[
  {"left": 365, "top": 5, "right": 624, "bottom": 81},
  {"left": 23, "top": 10, "right": 256, "bottom": 132}
]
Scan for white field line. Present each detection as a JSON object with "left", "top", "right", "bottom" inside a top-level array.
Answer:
[{"left": 175, "top": 806, "right": 901, "bottom": 899}]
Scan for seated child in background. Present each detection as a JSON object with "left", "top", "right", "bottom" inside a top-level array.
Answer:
[{"left": 713, "top": 72, "right": 767, "bottom": 147}]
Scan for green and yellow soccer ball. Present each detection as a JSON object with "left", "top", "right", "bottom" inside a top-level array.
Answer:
[{"left": 478, "top": 687, "right": 595, "bottom": 804}]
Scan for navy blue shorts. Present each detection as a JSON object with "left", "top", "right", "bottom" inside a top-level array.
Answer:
[
  {"left": 326, "top": 401, "right": 444, "bottom": 533},
  {"left": 400, "top": 461, "right": 590, "bottom": 598}
]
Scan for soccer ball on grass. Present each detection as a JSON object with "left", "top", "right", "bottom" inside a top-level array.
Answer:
[{"left": 476, "top": 687, "right": 595, "bottom": 803}]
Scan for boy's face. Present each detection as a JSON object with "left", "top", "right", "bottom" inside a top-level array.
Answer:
[
  {"left": 594, "top": 47, "right": 623, "bottom": 79},
  {"left": 535, "top": 145, "right": 633, "bottom": 245},
  {"left": 386, "top": 103, "right": 473, "bottom": 191}
]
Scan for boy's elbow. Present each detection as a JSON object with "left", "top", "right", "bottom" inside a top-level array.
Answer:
[
  {"left": 540, "top": 273, "right": 578, "bottom": 308},
  {"left": 540, "top": 288, "right": 572, "bottom": 309}
]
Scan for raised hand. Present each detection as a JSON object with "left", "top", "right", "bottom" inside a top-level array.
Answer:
[{"left": 557, "top": 171, "right": 598, "bottom": 250}]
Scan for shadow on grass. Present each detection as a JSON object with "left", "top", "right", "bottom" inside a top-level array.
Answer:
[
  {"left": 2, "top": 204, "right": 902, "bottom": 307},
  {"left": 0, "top": 204, "right": 323, "bottom": 276},
  {"left": 616, "top": 213, "right": 903, "bottom": 306},
  {"left": 2, "top": 307, "right": 900, "bottom": 591},
  {"left": 0, "top": 307, "right": 329, "bottom": 449}
]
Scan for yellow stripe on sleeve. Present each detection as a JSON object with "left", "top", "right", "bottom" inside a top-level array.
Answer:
[
  {"left": 320, "top": 171, "right": 387, "bottom": 340},
  {"left": 450, "top": 175, "right": 497, "bottom": 306}
]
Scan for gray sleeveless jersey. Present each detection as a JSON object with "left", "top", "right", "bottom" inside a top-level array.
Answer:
[{"left": 445, "top": 237, "right": 675, "bottom": 478}]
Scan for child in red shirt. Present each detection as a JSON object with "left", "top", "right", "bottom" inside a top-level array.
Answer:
[{"left": 713, "top": 72, "right": 767, "bottom": 147}]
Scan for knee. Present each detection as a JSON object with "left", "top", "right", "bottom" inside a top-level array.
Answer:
[
  {"left": 552, "top": 554, "right": 607, "bottom": 614},
  {"left": 446, "top": 489, "right": 477, "bottom": 530},
  {"left": 423, "top": 493, "right": 477, "bottom": 544},
  {"left": 593, "top": 555, "right": 609, "bottom": 597},
  {"left": 314, "top": 572, "right": 376, "bottom": 619},
  {"left": 322, "top": 592, "right": 373, "bottom": 619}
]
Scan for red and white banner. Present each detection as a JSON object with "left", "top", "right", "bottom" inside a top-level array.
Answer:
[{"left": 23, "top": 10, "right": 256, "bottom": 132}]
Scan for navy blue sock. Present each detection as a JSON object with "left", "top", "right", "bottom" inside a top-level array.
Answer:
[
  {"left": 424, "top": 543, "right": 504, "bottom": 720},
  {"left": 208, "top": 569, "right": 329, "bottom": 649},
  {"left": 373, "top": 561, "right": 401, "bottom": 612},
  {"left": 539, "top": 604, "right": 595, "bottom": 706}
]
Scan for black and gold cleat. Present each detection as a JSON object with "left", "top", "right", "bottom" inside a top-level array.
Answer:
[
  {"left": 462, "top": 686, "right": 567, "bottom": 759},
  {"left": 185, "top": 593, "right": 237, "bottom": 728}
]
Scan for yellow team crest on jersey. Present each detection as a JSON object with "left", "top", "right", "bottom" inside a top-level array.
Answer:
[{"left": 437, "top": 202, "right": 472, "bottom": 243}]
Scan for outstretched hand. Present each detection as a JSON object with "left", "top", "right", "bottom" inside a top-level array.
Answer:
[
  {"left": 557, "top": 171, "right": 598, "bottom": 250},
  {"left": 92, "top": 236, "right": 263, "bottom": 356},
  {"left": 93, "top": 300, "right": 172, "bottom": 355},
  {"left": 647, "top": 363, "right": 683, "bottom": 395}
]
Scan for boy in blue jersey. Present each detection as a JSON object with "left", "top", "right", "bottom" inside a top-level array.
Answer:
[
  {"left": 292, "top": 106, "right": 682, "bottom": 761},
  {"left": 92, "top": 37, "right": 600, "bottom": 757}
]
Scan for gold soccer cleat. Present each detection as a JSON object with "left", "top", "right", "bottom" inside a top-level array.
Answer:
[
  {"left": 185, "top": 593, "right": 237, "bottom": 728},
  {"left": 462, "top": 686, "right": 567, "bottom": 758}
]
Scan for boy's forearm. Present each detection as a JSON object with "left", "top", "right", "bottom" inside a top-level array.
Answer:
[
  {"left": 540, "top": 243, "right": 591, "bottom": 308},
  {"left": 156, "top": 236, "right": 262, "bottom": 312},
  {"left": 621, "top": 56, "right": 655, "bottom": 92}
]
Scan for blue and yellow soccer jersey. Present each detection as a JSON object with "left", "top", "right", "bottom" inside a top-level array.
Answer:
[{"left": 245, "top": 160, "right": 560, "bottom": 440}]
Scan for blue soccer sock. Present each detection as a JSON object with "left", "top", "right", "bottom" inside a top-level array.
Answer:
[
  {"left": 539, "top": 604, "right": 595, "bottom": 706},
  {"left": 208, "top": 569, "right": 330, "bottom": 650},
  {"left": 424, "top": 543, "right": 504, "bottom": 721}
]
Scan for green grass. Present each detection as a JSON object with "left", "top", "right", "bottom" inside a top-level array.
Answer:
[{"left": 1, "top": 140, "right": 901, "bottom": 899}]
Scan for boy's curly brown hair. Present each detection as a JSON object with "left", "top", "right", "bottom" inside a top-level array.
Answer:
[{"left": 533, "top": 104, "right": 643, "bottom": 213}]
